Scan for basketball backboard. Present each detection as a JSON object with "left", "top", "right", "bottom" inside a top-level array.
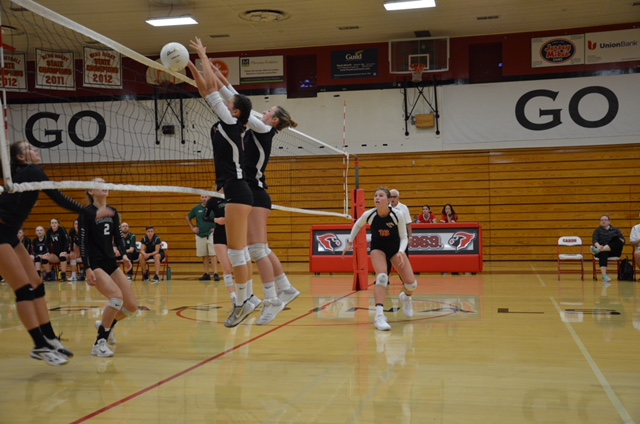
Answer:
[{"left": 389, "top": 37, "right": 450, "bottom": 74}]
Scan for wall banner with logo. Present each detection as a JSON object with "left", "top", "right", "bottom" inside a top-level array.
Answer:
[
  {"left": 585, "top": 28, "right": 640, "bottom": 64},
  {"left": 531, "top": 34, "right": 585, "bottom": 68},
  {"left": 83, "top": 47, "right": 122, "bottom": 88},
  {"left": 443, "top": 73, "right": 640, "bottom": 144},
  {"left": 239, "top": 55, "right": 284, "bottom": 84},
  {"left": 331, "top": 48, "right": 379, "bottom": 79},
  {"left": 35, "top": 49, "right": 75, "bottom": 91}
]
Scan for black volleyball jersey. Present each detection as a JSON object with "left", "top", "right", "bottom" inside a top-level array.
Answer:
[
  {"left": 204, "top": 197, "right": 226, "bottom": 235},
  {"left": 47, "top": 227, "right": 70, "bottom": 255},
  {"left": 79, "top": 204, "right": 125, "bottom": 268},
  {"left": 32, "top": 236, "right": 48, "bottom": 256},
  {"left": 347, "top": 207, "right": 408, "bottom": 252},
  {"left": 243, "top": 126, "right": 276, "bottom": 189}
]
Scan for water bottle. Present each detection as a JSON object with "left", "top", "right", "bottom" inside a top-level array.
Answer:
[{"left": 167, "top": 267, "right": 172, "bottom": 281}]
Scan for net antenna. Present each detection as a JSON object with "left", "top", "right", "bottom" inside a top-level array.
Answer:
[{"left": 0, "top": 0, "right": 350, "bottom": 219}]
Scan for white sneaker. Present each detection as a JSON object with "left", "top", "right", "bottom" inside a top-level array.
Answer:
[
  {"left": 92, "top": 339, "right": 114, "bottom": 357},
  {"left": 257, "top": 299, "right": 285, "bottom": 325},
  {"left": 248, "top": 294, "right": 262, "bottom": 310},
  {"left": 399, "top": 292, "right": 414, "bottom": 318},
  {"left": 31, "top": 347, "right": 69, "bottom": 366},
  {"left": 374, "top": 315, "right": 391, "bottom": 331},
  {"left": 277, "top": 287, "right": 301, "bottom": 307},
  {"left": 44, "top": 335, "right": 74, "bottom": 357},
  {"left": 95, "top": 321, "right": 117, "bottom": 344},
  {"left": 224, "top": 300, "right": 257, "bottom": 328}
]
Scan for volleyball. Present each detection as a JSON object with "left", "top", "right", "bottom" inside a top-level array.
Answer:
[{"left": 160, "top": 42, "right": 189, "bottom": 72}]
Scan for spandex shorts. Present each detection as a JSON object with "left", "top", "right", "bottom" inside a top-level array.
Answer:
[
  {"left": 213, "top": 225, "right": 227, "bottom": 245},
  {"left": 89, "top": 259, "right": 120, "bottom": 275},
  {"left": 0, "top": 224, "right": 20, "bottom": 248},
  {"left": 370, "top": 239, "right": 401, "bottom": 263},
  {"left": 224, "top": 180, "right": 253, "bottom": 206},
  {"left": 251, "top": 186, "right": 272, "bottom": 210}
]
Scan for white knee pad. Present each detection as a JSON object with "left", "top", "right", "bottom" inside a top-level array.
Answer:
[
  {"left": 404, "top": 281, "right": 418, "bottom": 291},
  {"left": 70, "top": 260, "right": 77, "bottom": 266},
  {"left": 248, "top": 243, "right": 270, "bottom": 262},
  {"left": 224, "top": 274, "right": 235, "bottom": 288},
  {"left": 107, "top": 298, "right": 124, "bottom": 310},
  {"left": 121, "top": 306, "right": 136, "bottom": 317},
  {"left": 244, "top": 247, "right": 251, "bottom": 262},
  {"left": 227, "top": 249, "right": 247, "bottom": 267},
  {"left": 376, "top": 273, "right": 389, "bottom": 287}
]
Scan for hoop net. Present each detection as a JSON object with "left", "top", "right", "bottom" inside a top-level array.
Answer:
[
  {"left": 0, "top": 0, "right": 350, "bottom": 219},
  {"left": 410, "top": 63, "right": 426, "bottom": 83}
]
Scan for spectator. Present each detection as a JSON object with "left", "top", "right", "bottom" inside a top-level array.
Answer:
[
  {"left": 441, "top": 204, "right": 458, "bottom": 223},
  {"left": 591, "top": 215, "right": 625, "bottom": 285},
  {"left": 45, "top": 218, "right": 70, "bottom": 281},
  {"left": 415, "top": 205, "right": 437, "bottom": 223},
  {"left": 139, "top": 226, "right": 165, "bottom": 283},
  {"left": 119, "top": 222, "right": 139, "bottom": 281},
  {"left": 32, "top": 226, "right": 50, "bottom": 280},
  {"left": 18, "top": 229, "right": 33, "bottom": 262},
  {"left": 186, "top": 195, "right": 219, "bottom": 282},
  {"left": 630, "top": 218, "right": 640, "bottom": 276},
  {"left": 389, "top": 189, "right": 412, "bottom": 237},
  {"left": 68, "top": 219, "right": 83, "bottom": 281}
]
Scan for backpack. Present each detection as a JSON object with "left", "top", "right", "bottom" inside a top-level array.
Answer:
[{"left": 617, "top": 258, "right": 635, "bottom": 281}]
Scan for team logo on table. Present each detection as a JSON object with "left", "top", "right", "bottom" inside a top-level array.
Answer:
[
  {"left": 316, "top": 234, "right": 342, "bottom": 252},
  {"left": 448, "top": 232, "right": 475, "bottom": 251}
]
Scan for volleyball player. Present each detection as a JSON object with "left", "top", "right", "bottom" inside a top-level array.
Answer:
[
  {"left": 32, "top": 226, "right": 50, "bottom": 280},
  {"left": 212, "top": 66, "right": 301, "bottom": 325},
  {"left": 0, "top": 141, "right": 114, "bottom": 365},
  {"left": 342, "top": 187, "right": 418, "bottom": 331},
  {"left": 45, "top": 218, "right": 70, "bottom": 281},
  {"left": 188, "top": 37, "right": 257, "bottom": 327},
  {"left": 80, "top": 178, "right": 138, "bottom": 357}
]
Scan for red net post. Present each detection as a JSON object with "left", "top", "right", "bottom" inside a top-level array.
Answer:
[{"left": 351, "top": 188, "right": 368, "bottom": 291}]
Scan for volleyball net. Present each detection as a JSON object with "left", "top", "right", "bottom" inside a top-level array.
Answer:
[{"left": 0, "top": 0, "right": 350, "bottom": 219}]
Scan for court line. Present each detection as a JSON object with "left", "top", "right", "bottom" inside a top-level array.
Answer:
[
  {"left": 70, "top": 291, "right": 359, "bottom": 423},
  {"left": 550, "top": 297, "right": 635, "bottom": 424},
  {"left": 531, "top": 262, "right": 546, "bottom": 287}
]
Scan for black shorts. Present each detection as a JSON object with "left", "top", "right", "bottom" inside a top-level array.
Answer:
[
  {"left": 126, "top": 251, "right": 140, "bottom": 262},
  {"left": 224, "top": 180, "right": 253, "bottom": 206},
  {"left": 213, "top": 226, "right": 227, "bottom": 245},
  {"left": 0, "top": 224, "right": 20, "bottom": 248},
  {"left": 251, "top": 186, "right": 272, "bottom": 210},
  {"left": 371, "top": 239, "right": 401, "bottom": 264},
  {"left": 90, "top": 259, "right": 120, "bottom": 275}
]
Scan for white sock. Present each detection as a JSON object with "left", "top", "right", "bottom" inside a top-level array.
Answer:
[{"left": 275, "top": 274, "right": 291, "bottom": 291}]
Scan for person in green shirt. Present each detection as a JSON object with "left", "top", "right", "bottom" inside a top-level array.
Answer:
[{"left": 186, "top": 195, "right": 219, "bottom": 281}]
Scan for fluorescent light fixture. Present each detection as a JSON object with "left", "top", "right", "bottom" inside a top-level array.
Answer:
[
  {"left": 384, "top": 0, "right": 436, "bottom": 11},
  {"left": 146, "top": 16, "right": 198, "bottom": 27}
]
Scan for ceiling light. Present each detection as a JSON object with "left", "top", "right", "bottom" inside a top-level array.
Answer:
[
  {"left": 384, "top": 0, "right": 436, "bottom": 11},
  {"left": 146, "top": 16, "right": 198, "bottom": 27}
]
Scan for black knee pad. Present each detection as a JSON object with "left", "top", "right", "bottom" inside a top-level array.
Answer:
[
  {"left": 33, "top": 283, "right": 46, "bottom": 299},
  {"left": 15, "top": 285, "right": 34, "bottom": 302},
  {"left": 41, "top": 259, "right": 49, "bottom": 265},
  {"left": 35, "top": 256, "right": 41, "bottom": 263},
  {"left": 59, "top": 256, "right": 67, "bottom": 263}
]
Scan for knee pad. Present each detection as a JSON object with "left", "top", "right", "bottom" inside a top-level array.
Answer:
[
  {"left": 224, "top": 274, "right": 235, "bottom": 288},
  {"left": 34, "top": 256, "right": 41, "bottom": 263},
  {"left": 375, "top": 273, "right": 389, "bottom": 287},
  {"left": 227, "top": 249, "right": 247, "bottom": 267},
  {"left": 404, "top": 281, "right": 418, "bottom": 291},
  {"left": 32, "top": 283, "right": 46, "bottom": 299},
  {"left": 59, "top": 256, "right": 67, "bottom": 263},
  {"left": 41, "top": 258, "right": 49, "bottom": 265},
  {"left": 15, "top": 285, "right": 34, "bottom": 302},
  {"left": 244, "top": 247, "right": 251, "bottom": 262},
  {"left": 248, "top": 243, "right": 270, "bottom": 262},
  {"left": 121, "top": 306, "right": 136, "bottom": 317},
  {"left": 107, "top": 298, "right": 124, "bottom": 311},
  {"left": 70, "top": 260, "right": 76, "bottom": 266}
]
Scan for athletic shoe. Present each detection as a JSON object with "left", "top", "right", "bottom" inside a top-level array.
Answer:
[
  {"left": 91, "top": 339, "right": 114, "bottom": 357},
  {"left": 143, "top": 272, "right": 150, "bottom": 282},
  {"left": 248, "top": 294, "right": 262, "bottom": 310},
  {"left": 199, "top": 273, "right": 211, "bottom": 281},
  {"left": 127, "top": 275, "right": 133, "bottom": 282},
  {"left": 603, "top": 274, "right": 612, "bottom": 283},
  {"left": 69, "top": 274, "right": 77, "bottom": 282},
  {"left": 256, "top": 299, "right": 285, "bottom": 325},
  {"left": 591, "top": 246, "right": 600, "bottom": 255},
  {"left": 374, "top": 315, "right": 391, "bottom": 331},
  {"left": 151, "top": 274, "right": 160, "bottom": 283},
  {"left": 213, "top": 273, "right": 220, "bottom": 282},
  {"left": 95, "top": 321, "right": 117, "bottom": 344},
  {"left": 31, "top": 347, "right": 69, "bottom": 366},
  {"left": 60, "top": 272, "right": 67, "bottom": 282},
  {"left": 399, "top": 292, "right": 414, "bottom": 318},
  {"left": 277, "top": 287, "right": 301, "bottom": 307},
  {"left": 77, "top": 274, "right": 86, "bottom": 282},
  {"left": 224, "top": 300, "right": 256, "bottom": 328},
  {"left": 44, "top": 335, "right": 74, "bottom": 358}
]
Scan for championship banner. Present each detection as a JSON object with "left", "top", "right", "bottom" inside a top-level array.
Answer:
[
  {"left": 35, "top": 49, "right": 75, "bottom": 91},
  {"left": 443, "top": 73, "right": 640, "bottom": 144},
  {"left": 531, "top": 34, "right": 584, "bottom": 68},
  {"left": 83, "top": 47, "right": 122, "bottom": 88},
  {"left": 1, "top": 53, "right": 27, "bottom": 91},
  {"left": 585, "top": 28, "right": 640, "bottom": 64},
  {"left": 239, "top": 55, "right": 284, "bottom": 84}
]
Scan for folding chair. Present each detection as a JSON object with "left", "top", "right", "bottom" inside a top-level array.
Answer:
[
  {"left": 592, "top": 251, "right": 621, "bottom": 281},
  {"left": 557, "top": 236, "right": 584, "bottom": 280}
]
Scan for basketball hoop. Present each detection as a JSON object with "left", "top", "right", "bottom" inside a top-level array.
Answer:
[{"left": 409, "top": 63, "right": 426, "bottom": 83}]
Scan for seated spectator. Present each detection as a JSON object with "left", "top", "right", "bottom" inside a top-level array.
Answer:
[
  {"left": 32, "top": 226, "right": 51, "bottom": 280},
  {"left": 139, "top": 226, "right": 165, "bottom": 283},
  {"left": 415, "top": 205, "right": 437, "bottom": 223},
  {"left": 46, "top": 218, "right": 70, "bottom": 281},
  {"left": 440, "top": 204, "right": 458, "bottom": 223},
  {"left": 630, "top": 219, "right": 640, "bottom": 276},
  {"left": 18, "top": 229, "right": 33, "bottom": 262},
  {"left": 119, "top": 222, "right": 139, "bottom": 281},
  {"left": 68, "top": 219, "right": 84, "bottom": 281},
  {"left": 591, "top": 215, "right": 625, "bottom": 284}
]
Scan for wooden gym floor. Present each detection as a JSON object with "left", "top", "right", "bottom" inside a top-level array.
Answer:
[{"left": 0, "top": 262, "right": 638, "bottom": 423}]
